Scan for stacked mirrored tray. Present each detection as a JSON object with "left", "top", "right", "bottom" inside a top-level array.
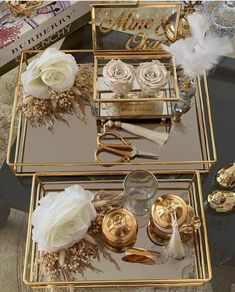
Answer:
[
  {"left": 24, "top": 171, "right": 211, "bottom": 289},
  {"left": 7, "top": 50, "right": 216, "bottom": 175}
]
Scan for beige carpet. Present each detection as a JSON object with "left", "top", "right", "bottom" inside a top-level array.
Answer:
[{"left": 0, "top": 209, "right": 31, "bottom": 292}]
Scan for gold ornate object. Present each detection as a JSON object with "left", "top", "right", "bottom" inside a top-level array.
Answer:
[
  {"left": 102, "top": 208, "right": 138, "bottom": 252},
  {"left": 7, "top": 1, "right": 43, "bottom": 17},
  {"left": 122, "top": 247, "right": 160, "bottom": 265},
  {"left": 149, "top": 194, "right": 200, "bottom": 245},
  {"left": 216, "top": 163, "right": 235, "bottom": 188},
  {"left": 208, "top": 190, "right": 235, "bottom": 213},
  {"left": 151, "top": 194, "right": 188, "bottom": 229},
  {"left": 162, "top": 2, "right": 201, "bottom": 42}
]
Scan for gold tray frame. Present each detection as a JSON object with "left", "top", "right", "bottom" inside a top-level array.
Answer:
[
  {"left": 6, "top": 50, "right": 216, "bottom": 176},
  {"left": 23, "top": 170, "right": 211, "bottom": 288}
]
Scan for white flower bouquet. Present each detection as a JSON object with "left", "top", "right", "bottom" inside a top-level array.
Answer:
[
  {"left": 32, "top": 185, "right": 125, "bottom": 279},
  {"left": 32, "top": 185, "right": 97, "bottom": 252},
  {"left": 20, "top": 48, "right": 93, "bottom": 129},
  {"left": 21, "top": 48, "right": 78, "bottom": 99}
]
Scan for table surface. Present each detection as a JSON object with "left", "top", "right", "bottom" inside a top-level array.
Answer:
[{"left": 0, "top": 24, "right": 235, "bottom": 292}]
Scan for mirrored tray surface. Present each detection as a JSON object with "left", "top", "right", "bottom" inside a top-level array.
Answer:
[{"left": 23, "top": 171, "right": 211, "bottom": 288}]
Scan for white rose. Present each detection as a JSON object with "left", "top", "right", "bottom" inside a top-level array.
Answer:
[
  {"left": 137, "top": 60, "right": 169, "bottom": 97},
  {"left": 103, "top": 59, "right": 135, "bottom": 96},
  {"left": 32, "top": 184, "right": 97, "bottom": 252},
  {"left": 21, "top": 48, "right": 78, "bottom": 99}
]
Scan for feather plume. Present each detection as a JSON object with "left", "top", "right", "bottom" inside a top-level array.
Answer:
[{"left": 162, "top": 13, "right": 234, "bottom": 78}]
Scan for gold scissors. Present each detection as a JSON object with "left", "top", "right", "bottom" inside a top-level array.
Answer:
[{"left": 95, "top": 130, "right": 159, "bottom": 163}]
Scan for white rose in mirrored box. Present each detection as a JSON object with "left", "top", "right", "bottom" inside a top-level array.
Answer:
[
  {"left": 103, "top": 59, "right": 135, "bottom": 96},
  {"left": 32, "top": 184, "right": 97, "bottom": 252},
  {"left": 21, "top": 48, "right": 78, "bottom": 99},
  {"left": 137, "top": 60, "right": 169, "bottom": 97}
]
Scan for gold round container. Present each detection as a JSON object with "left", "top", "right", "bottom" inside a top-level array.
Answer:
[
  {"left": 151, "top": 194, "right": 188, "bottom": 229},
  {"left": 102, "top": 209, "right": 138, "bottom": 252},
  {"left": 148, "top": 194, "right": 191, "bottom": 245}
]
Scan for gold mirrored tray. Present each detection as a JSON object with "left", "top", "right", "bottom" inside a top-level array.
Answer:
[
  {"left": 7, "top": 50, "right": 216, "bottom": 175},
  {"left": 23, "top": 170, "right": 211, "bottom": 288}
]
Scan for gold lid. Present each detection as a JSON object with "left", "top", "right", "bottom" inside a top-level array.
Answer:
[
  {"left": 151, "top": 194, "right": 188, "bottom": 229},
  {"left": 102, "top": 209, "right": 137, "bottom": 250}
]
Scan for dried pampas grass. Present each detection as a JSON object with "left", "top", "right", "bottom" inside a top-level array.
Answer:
[{"left": 162, "top": 13, "right": 234, "bottom": 78}]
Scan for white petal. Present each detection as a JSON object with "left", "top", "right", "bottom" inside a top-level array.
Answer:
[{"left": 21, "top": 72, "right": 49, "bottom": 99}]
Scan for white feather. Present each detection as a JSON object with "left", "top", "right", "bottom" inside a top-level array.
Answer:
[
  {"left": 187, "top": 13, "right": 209, "bottom": 45},
  {"left": 162, "top": 13, "right": 234, "bottom": 78}
]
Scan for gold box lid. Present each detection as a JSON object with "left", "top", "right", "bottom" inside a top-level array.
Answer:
[
  {"left": 102, "top": 208, "right": 138, "bottom": 250},
  {"left": 151, "top": 194, "right": 188, "bottom": 229}
]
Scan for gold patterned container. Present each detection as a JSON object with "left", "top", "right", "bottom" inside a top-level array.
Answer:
[
  {"left": 102, "top": 208, "right": 138, "bottom": 251},
  {"left": 148, "top": 194, "right": 199, "bottom": 245}
]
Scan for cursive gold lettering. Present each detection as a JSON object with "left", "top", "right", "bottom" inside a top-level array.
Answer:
[
  {"left": 126, "top": 32, "right": 166, "bottom": 50},
  {"left": 99, "top": 11, "right": 155, "bottom": 33}
]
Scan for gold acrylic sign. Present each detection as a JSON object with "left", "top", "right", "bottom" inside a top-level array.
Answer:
[{"left": 93, "top": 4, "right": 180, "bottom": 51}]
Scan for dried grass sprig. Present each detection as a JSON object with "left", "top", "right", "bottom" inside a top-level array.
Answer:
[
  {"left": 20, "top": 96, "right": 54, "bottom": 129},
  {"left": 73, "top": 63, "right": 94, "bottom": 106}
]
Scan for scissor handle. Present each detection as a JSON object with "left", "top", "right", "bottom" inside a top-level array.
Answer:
[
  {"left": 95, "top": 146, "right": 131, "bottom": 164},
  {"left": 97, "top": 130, "right": 131, "bottom": 148}
]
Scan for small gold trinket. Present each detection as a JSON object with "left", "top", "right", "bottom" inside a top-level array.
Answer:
[
  {"left": 208, "top": 190, "right": 235, "bottom": 213},
  {"left": 216, "top": 163, "right": 235, "bottom": 188},
  {"left": 102, "top": 209, "right": 138, "bottom": 252}
]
